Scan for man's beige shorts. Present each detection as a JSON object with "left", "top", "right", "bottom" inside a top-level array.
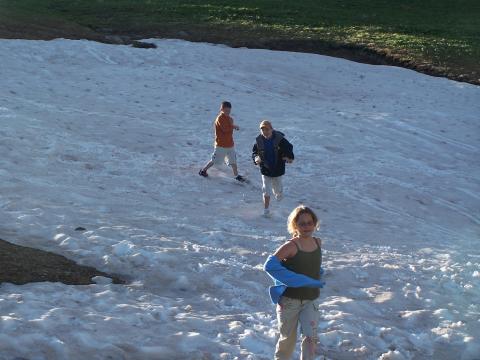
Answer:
[
  {"left": 262, "top": 175, "right": 283, "bottom": 197},
  {"left": 211, "top": 146, "right": 237, "bottom": 166}
]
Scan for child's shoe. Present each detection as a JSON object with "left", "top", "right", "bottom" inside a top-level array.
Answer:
[
  {"left": 199, "top": 169, "right": 208, "bottom": 177},
  {"left": 235, "top": 175, "right": 246, "bottom": 182},
  {"left": 263, "top": 208, "right": 271, "bottom": 217}
]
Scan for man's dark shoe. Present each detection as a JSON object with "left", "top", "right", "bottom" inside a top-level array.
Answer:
[
  {"left": 235, "top": 175, "right": 246, "bottom": 182},
  {"left": 199, "top": 169, "right": 208, "bottom": 177}
]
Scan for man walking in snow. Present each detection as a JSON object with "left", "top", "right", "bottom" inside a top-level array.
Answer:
[{"left": 252, "top": 120, "right": 294, "bottom": 217}]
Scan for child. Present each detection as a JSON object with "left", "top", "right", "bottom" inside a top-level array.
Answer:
[
  {"left": 264, "top": 205, "right": 324, "bottom": 360},
  {"left": 252, "top": 120, "right": 294, "bottom": 217},
  {"left": 199, "top": 101, "right": 246, "bottom": 182}
]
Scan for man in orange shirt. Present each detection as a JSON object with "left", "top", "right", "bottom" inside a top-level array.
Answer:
[{"left": 199, "top": 101, "right": 246, "bottom": 182}]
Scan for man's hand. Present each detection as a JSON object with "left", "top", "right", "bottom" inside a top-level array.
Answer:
[
  {"left": 254, "top": 156, "right": 262, "bottom": 165},
  {"left": 283, "top": 157, "right": 293, "bottom": 163}
]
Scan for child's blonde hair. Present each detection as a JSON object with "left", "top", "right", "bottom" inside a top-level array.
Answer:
[{"left": 287, "top": 205, "right": 319, "bottom": 237}]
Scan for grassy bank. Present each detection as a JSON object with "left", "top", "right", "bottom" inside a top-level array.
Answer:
[{"left": 1, "top": 0, "right": 479, "bottom": 84}]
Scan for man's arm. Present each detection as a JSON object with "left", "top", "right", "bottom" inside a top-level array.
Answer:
[
  {"left": 280, "top": 138, "right": 294, "bottom": 162},
  {"left": 252, "top": 143, "right": 259, "bottom": 164}
]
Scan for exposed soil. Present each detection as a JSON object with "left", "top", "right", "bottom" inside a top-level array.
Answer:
[{"left": 0, "top": 239, "right": 124, "bottom": 285}]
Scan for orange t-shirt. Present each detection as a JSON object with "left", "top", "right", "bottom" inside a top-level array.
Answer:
[{"left": 214, "top": 113, "right": 234, "bottom": 148}]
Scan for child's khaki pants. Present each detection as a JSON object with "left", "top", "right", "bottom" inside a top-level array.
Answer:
[{"left": 275, "top": 296, "right": 319, "bottom": 360}]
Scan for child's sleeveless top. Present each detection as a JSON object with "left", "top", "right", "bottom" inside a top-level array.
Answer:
[{"left": 282, "top": 238, "right": 322, "bottom": 300}]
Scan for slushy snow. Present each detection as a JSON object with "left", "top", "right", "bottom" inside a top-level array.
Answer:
[{"left": 0, "top": 38, "right": 479, "bottom": 359}]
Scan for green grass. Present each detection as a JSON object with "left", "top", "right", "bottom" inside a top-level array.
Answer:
[{"left": 1, "top": 0, "right": 479, "bottom": 83}]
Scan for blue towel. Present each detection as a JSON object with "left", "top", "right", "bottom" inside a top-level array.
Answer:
[{"left": 263, "top": 255, "right": 325, "bottom": 304}]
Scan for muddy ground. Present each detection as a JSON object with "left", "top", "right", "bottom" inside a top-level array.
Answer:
[{"left": 0, "top": 238, "right": 123, "bottom": 285}]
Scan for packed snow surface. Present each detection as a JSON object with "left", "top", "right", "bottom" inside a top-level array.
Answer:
[{"left": 0, "top": 39, "right": 479, "bottom": 359}]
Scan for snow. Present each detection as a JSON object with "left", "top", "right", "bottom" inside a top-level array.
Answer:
[{"left": 0, "top": 38, "right": 479, "bottom": 359}]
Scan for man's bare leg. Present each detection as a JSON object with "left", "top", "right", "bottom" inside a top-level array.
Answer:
[
  {"left": 263, "top": 194, "right": 270, "bottom": 209},
  {"left": 263, "top": 194, "right": 271, "bottom": 217}
]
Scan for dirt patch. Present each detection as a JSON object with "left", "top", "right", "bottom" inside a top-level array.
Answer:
[
  {"left": 0, "top": 16, "right": 104, "bottom": 42},
  {"left": 0, "top": 239, "right": 124, "bottom": 285}
]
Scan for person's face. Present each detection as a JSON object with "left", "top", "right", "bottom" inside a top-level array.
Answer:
[
  {"left": 221, "top": 106, "right": 231, "bottom": 115},
  {"left": 260, "top": 126, "right": 273, "bottom": 139},
  {"left": 296, "top": 213, "right": 316, "bottom": 237}
]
